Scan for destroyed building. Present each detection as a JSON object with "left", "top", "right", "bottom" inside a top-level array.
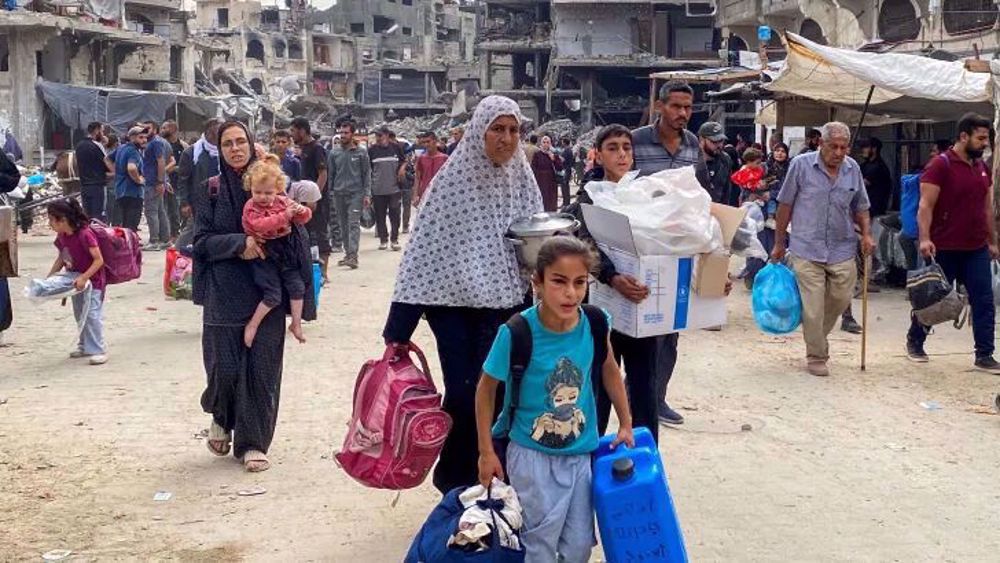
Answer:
[
  {"left": 308, "top": 0, "right": 480, "bottom": 125},
  {"left": 479, "top": 0, "right": 723, "bottom": 129},
  {"left": 0, "top": 0, "right": 195, "bottom": 163},
  {"left": 719, "top": 0, "right": 1000, "bottom": 58}
]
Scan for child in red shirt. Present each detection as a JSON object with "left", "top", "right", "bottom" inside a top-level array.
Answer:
[
  {"left": 46, "top": 198, "right": 108, "bottom": 365},
  {"left": 242, "top": 155, "right": 312, "bottom": 347}
]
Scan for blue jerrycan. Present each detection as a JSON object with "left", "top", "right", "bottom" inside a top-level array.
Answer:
[
  {"left": 593, "top": 427, "right": 688, "bottom": 563},
  {"left": 312, "top": 262, "right": 322, "bottom": 307}
]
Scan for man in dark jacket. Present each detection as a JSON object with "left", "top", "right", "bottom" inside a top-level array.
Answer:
[
  {"left": 859, "top": 137, "right": 893, "bottom": 217},
  {"left": 0, "top": 147, "right": 20, "bottom": 345},
  {"left": 75, "top": 122, "right": 110, "bottom": 222},
  {"left": 694, "top": 121, "right": 734, "bottom": 204},
  {"left": 175, "top": 118, "right": 222, "bottom": 244}
]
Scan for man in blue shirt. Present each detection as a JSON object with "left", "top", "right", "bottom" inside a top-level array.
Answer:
[
  {"left": 271, "top": 129, "right": 301, "bottom": 186},
  {"left": 114, "top": 126, "right": 147, "bottom": 232},
  {"left": 141, "top": 121, "right": 172, "bottom": 250},
  {"left": 773, "top": 122, "right": 874, "bottom": 377}
]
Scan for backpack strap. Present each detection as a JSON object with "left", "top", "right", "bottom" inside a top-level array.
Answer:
[
  {"left": 582, "top": 304, "right": 609, "bottom": 394},
  {"left": 504, "top": 313, "right": 532, "bottom": 438}
]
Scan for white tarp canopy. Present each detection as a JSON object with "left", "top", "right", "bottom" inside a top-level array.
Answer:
[{"left": 765, "top": 33, "right": 991, "bottom": 121}]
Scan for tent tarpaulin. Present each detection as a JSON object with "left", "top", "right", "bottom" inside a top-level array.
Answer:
[
  {"left": 765, "top": 33, "right": 991, "bottom": 121},
  {"left": 36, "top": 80, "right": 257, "bottom": 134}
]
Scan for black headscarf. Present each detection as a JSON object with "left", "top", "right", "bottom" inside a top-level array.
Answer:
[
  {"left": 192, "top": 120, "right": 316, "bottom": 322},
  {"left": 766, "top": 142, "right": 790, "bottom": 190}
]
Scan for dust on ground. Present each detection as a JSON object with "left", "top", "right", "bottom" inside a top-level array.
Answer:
[{"left": 2, "top": 230, "right": 999, "bottom": 562}]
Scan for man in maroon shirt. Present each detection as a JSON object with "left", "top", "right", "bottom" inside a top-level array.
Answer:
[
  {"left": 907, "top": 113, "right": 1000, "bottom": 373},
  {"left": 413, "top": 131, "right": 448, "bottom": 208}
]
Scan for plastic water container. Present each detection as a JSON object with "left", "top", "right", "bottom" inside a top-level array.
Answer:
[
  {"left": 312, "top": 262, "right": 322, "bottom": 307},
  {"left": 593, "top": 427, "right": 688, "bottom": 563}
]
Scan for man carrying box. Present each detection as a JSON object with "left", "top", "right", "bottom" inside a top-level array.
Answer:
[
  {"left": 631, "top": 81, "right": 703, "bottom": 426},
  {"left": 772, "top": 122, "right": 875, "bottom": 377}
]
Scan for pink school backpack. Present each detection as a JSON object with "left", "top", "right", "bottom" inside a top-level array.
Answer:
[
  {"left": 89, "top": 220, "right": 142, "bottom": 285},
  {"left": 336, "top": 342, "right": 452, "bottom": 490}
]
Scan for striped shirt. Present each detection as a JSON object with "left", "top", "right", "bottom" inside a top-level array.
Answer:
[{"left": 631, "top": 121, "right": 702, "bottom": 176}]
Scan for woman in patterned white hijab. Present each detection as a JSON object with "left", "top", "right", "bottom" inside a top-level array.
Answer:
[{"left": 383, "top": 95, "right": 543, "bottom": 493}]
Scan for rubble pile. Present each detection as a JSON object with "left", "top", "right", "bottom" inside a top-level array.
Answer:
[
  {"left": 573, "top": 126, "right": 601, "bottom": 154},
  {"left": 530, "top": 119, "right": 578, "bottom": 142},
  {"left": 375, "top": 113, "right": 462, "bottom": 142}
]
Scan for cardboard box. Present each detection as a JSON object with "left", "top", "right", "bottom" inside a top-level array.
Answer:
[
  {"left": 581, "top": 203, "right": 745, "bottom": 338},
  {"left": 0, "top": 206, "right": 17, "bottom": 278}
]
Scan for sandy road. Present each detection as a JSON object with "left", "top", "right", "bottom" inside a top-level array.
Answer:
[{"left": 1, "top": 230, "right": 998, "bottom": 562}]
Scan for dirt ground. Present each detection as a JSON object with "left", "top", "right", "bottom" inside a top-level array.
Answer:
[{"left": 2, "top": 227, "right": 999, "bottom": 562}]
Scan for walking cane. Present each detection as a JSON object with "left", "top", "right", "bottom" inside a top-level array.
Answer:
[{"left": 861, "top": 254, "right": 871, "bottom": 371}]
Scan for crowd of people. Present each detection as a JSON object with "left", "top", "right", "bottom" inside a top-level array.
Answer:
[{"left": 3, "top": 80, "right": 1000, "bottom": 562}]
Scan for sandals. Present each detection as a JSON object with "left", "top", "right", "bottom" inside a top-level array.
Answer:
[
  {"left": 242, "top": 450, "right": 270, "bottom": 473},
  {"left": 206, "top": 421, "right": 231, "bottom": 456}
]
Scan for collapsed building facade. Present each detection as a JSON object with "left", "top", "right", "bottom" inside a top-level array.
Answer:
[
  {"left": 0, "top": 0, "right": 195, "bottom": 163},
  {"left": 308, "top": 0, "right": 479, "bottom": 126},
  {"left": 479, "top": 0, "right": 723, "bottom": 129}
]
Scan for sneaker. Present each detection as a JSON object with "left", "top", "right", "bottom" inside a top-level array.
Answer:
[
  {"left": 658, "top": 403, "right": 684, "bottom": 425},
  {"left": 905, "top": 342, "right": 929, "bottom": 363},
  {"left": 143, "top": 243, "right": 160, "bottom": 251},
  {"left": 69, "top": 350, "right": 90, "bottom": 359},
  {"left": 331, "top": 247, "right": 344, "bottom": 255},
  {"left": 841, "top": 317, "right": 863, "bottom": 334},
  {"left": 89, "top": 354, "right": 108, "bottom": 365},
  {"left": 344, "top": 256, "right": 359, "bottom": 270},
  {"left": 973, "top": 355, "right": 1000, "bottom": 374},
  {"left": 378, "top": 242, "right": 388, "bottom": 250},
  {"left": 391, "top": 242, "right": 401, "bottom": 252},
  {"left": 806, "top": 359, "right": 830, "bottom": 377},
  {"left": 336, "top": 258, "right": 348, "bottom": 267}
]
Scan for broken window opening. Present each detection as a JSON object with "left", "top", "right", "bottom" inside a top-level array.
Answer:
[
  {"left": 350, "top": 23, "right": 365, "bottom": 34},
  {"left": 403, "top": 0, "right": 413, "bottom": 5},
  {"left": 402, "top": 27, "right": 412, "bottom": 36},
  {"left": 0, "top": 36, "right": 8, "bottom": 72},
  {"left": 878, "top": 0, "right": 921, "bottom": 42},
  {"left": 250, "top": 78, "right": 264, "bottom": 95},
  {"left": 274, "top": 40, "right": 286, "bottom": 58},
  {"left": 373, "top": 16, "right": 395, "bottom": 34},
  {"left": 133, "top": 14, "right": 155, "bottom": 35},
  {"left": 246, "top": 39, "right": 265, "bottom": 64},
  {"left": 288, "top": 40, "right": 303, "bottom": 59},
  {"left": 799, "top": 19, "right": 826, "bottom": 45},
  {"left": 262, "top": 10, "right": 280, "bottom": 26},
  {"left": 314, "top": 44, "right": 330, "bottom": 66},
  {"left": 943, "top": 0, "right": 998, "bottom": 35},
  {"left": 217, "top": 8, "right": 229, "bottom": 29},
  {"left": 170, "top": 46, "right": 182, "bottom": 82}
]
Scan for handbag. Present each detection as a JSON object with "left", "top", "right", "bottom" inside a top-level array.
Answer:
[{"left": 907, "top": 260, "right": 968, "bottom": 328}]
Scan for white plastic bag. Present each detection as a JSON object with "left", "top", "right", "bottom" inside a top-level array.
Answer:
[
  {"left": 731, "top": 203, "right": 767, "bottom": 259},
  {"left": 586, "top": 167, "right": 718, "bottom": 255}
]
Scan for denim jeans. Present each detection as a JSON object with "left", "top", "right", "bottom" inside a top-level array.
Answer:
[
  {"left": 332, "top": 191, "right": 364, "bottom": 259},
  {"left": 143, "top": 189, "right": 170, "bottom": 244},
  {"left": 72, "top": 287, "right": 105, "bottom": 355},
  {"left": 907, "top": 247, "right": 995, "bottom": 358}
]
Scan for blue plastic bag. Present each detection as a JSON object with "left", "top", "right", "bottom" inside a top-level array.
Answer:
[
  {"left": 751, "top": 263, "right": 802, "bottom": 334},
  {"left": 900, "top": 174, "right": 920, "bottom": 239}
]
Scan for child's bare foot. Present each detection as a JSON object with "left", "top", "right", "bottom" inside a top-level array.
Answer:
[
  {"left": 244, "top": 322, "right": 260, "bottom": 348},
  {"left": 289, "top": 322, "right": 306, "bottom": 343}
]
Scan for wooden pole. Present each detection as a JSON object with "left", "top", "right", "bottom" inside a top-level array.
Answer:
[{"left": 861, "top": 255, "right": 870, "bottom": 371}]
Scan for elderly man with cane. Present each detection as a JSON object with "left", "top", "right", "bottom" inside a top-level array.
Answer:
[{"left": 771, "top": 122, "right": 875, "bottom": 377}]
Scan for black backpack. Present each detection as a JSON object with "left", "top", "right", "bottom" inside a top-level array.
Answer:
[{"left": 493, "top": 304, "right": 609, "bottom": 463}]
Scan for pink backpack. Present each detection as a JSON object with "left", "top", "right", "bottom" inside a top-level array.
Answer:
[
  {"left": 336, "top": 342, "right": 452, "bottom": 490},
  {"left": 89, "top": 220, "right": 142, "bottom": 285}
]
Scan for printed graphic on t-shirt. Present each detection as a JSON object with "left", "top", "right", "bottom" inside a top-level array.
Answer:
[{"left": 530, "top": 357, "right": 586, "bottom": 449}]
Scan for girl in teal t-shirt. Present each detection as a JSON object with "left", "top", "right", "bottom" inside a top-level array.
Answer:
[{"left": 475, "top": 236, "right": 634, "bottom": 563}]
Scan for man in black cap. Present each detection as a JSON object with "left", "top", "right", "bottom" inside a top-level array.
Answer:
[{"left": 695, "top": 121, "right": 734, "bottom": 204}]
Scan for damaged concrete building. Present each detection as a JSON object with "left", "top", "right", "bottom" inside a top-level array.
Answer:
[
  {"left": 479, "top": 0, "right": 723, "bottom": 128},
  {"left": 0, "top": 0, "right": 195, "bottom": 162},
  {"left": 308, "top": 0, "right": 479, "bottom": 124},
  {"left": 718, "top": 0, "right": 1000, "bottom": 57}
]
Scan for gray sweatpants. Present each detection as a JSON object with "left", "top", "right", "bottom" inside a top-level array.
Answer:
[
  {"left": 332, "top": 191, "right": 364, "bottom": 259},
  {"left": 507, "top": 441, "right": 594, "bottom": 563}
]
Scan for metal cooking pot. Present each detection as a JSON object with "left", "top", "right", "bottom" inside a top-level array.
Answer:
[{"left": 506, "top": 212, "right": 581, "bottom": 269}]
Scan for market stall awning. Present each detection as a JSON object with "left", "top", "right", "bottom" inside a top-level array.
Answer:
[{"left": 765, "top": 32, "right": 991, "bottom": 121}]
